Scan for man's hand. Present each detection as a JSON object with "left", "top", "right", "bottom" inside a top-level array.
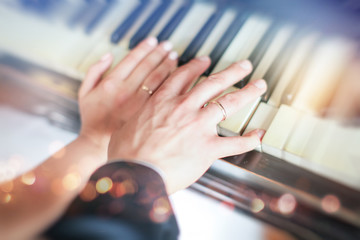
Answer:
[{"left": 108, "top": 57, "right": 267, "bottom": 194}]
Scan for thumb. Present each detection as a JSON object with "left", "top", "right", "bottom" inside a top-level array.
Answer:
[{"left": 215, "top": 129, "right": 265, "bottom": 158}]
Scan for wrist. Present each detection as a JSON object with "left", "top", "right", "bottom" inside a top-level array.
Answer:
[{"left": 77, "top": 132, "right": 110, "bottom": 160}]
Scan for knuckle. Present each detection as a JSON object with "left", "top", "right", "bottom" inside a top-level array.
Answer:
[
  {"left": 222, "top": 92, "right": 236, "bottom": 104},
  {"left": 149, "top": 71, "right": 163, "bottom": 82},
  {"left": 88, "top": 63, "right": 101, "bottom": 74},
  {"left": 124, "top": 52, "right": 139, "bottom": 63},
  {"left": 153, "top": 88, "right": 168, "bottom": 101},
  {"left": 205, "top": 75, "right": 224, "bottom": 88},
  {"left": 207, "top": 74, "right": 224, "bottom": 83}
]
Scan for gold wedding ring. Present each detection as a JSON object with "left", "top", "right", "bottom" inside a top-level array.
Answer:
[
  {"left": 141, "top": 85, "right": 153, "bottom": 95},
  {"left": 210, "top": 100, "right": 227, "bottom": 121}
]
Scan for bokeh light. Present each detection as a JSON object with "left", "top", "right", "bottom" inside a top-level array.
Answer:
[
  {"left": 321, "top": 194, "right": 340, "bottom": 213},
  {"left": 251, "top": 198, "right": 265, "bottom": 213},
  {"left": 278, "top": 193, "right": 297, "bottom": 215},
  {"left": 62, "top": 172, "right": 82, "bottom": 191},
  {"left": 150, "top": 197, "right": 171, "bottom": 223},
  {"left": 21, "top": 171, "right": 36, "bottom": 185},
  {"left": 96, "top": 177, "right": 113, "bottom": 194},
  {"left": 1, "top": 193, "right": 12, "bottom": 204}
]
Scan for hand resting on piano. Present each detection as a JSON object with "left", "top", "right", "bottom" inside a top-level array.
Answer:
[{"left": 0, "top": 38, "right": 267, "bottom": 239}]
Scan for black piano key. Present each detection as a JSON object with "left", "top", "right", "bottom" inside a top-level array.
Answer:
[
  {"left": 19, "top": 0, "right": 59, "bottom": 15},
  {"left": 111, "top": 0, "right": 150, "bottom": 44},
  {"left": 157, "top": 0, "right": 194, "bottom": 42},
  {"left": 68, "top": 1, "right": 96, "bottom": 28},
  {"left": 85, "top": 0, "right": 116, "bottom": 34},
  {"left": 204, "top": 11, "right": 250, "bottom": 76},
  {"left": 262, "top": 29, "right": 305, "bottom": 102},
  {"left": 235, "top": 22, "right": 283, "bottom": 88},
  {"left": 129, "top": 0, "right": 173, "bottom": 49},
  {"left": 179, "top": 5, "right": 226, "bottom": 66}
]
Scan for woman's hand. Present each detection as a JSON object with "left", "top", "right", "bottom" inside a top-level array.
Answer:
[
  {"left": 0, "top": 38, "right": 179, "bottom": 240},
  {"left": 108, "top": 57, "right": 267, "bottom": 194},
  {"left": 78, "top": 37, "right": 178, "bottom": 150}
]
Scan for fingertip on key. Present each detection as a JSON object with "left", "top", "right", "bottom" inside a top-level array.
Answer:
[
  {"left": 169, "top": 51, "right": 178, "bottom": 60},
  {"left": 146, "top": 36, "right": 158, "bottom": 47},
  {"left": 256, "top": 129, "right": 266, "bottom": 140},
  {"left": 253, "top": 79, "right": 267, "bottom": 90},
  {"left": 238, "top": 60, "right": 252, "bottom": 71},
  {"left": 196, "top": 55, "right": 211, "bottom": 62}
]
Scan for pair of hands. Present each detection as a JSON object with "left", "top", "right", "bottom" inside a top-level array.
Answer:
[{"left": 79, "top": 37, "right": 267, "bottom": 194}]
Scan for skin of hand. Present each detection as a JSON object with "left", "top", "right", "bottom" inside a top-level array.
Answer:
[
  {"left": 108, "top": 57, "right": 267, "bottom": 194},
  {"left": 79, "top": 37, "right": 178, "bottom": 152},
  {"left": 0, "top": 37, "right": 178, "bottom": 240}
]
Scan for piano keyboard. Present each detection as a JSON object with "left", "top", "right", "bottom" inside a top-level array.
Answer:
[{"left": 0, "top": 0, "right": 359, "bottom": 193}]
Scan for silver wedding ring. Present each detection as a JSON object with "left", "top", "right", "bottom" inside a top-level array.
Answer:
[
  {"left": 141, "top": 85, "right": 153, "bottom": 95},
  {"left": 210, "top": 100, "right": 227, "bottom": 121}
]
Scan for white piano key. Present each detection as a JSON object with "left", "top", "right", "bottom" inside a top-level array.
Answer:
[
  {"left": 283, "top": 113, "right": 320, "bottom": 165},
  {"left": 211, "top": 15, "right": 272, "bottom": 74},
  {"left": 58, "top": 0, "right": 139, "bottom": 70},
  {"left": 243, "top": 102, "right": 278, "bottom": 151},
  {"left": 0, "top": 6, "right": 82, "bottom": 78},
  {"left": 117, "top": 0, "right": 162, "bottom": 48},
  {"left": 291, "top": 37, "right": 356, "bottom": 114},
  {"left": 249, "top": 24, "right": 295, "bottom": 81},
  {"left": 195, "top": 9, "right": 237, "bottom": 57},
  {"left": 288, "top": 120, "right": 360, "bottom": 190},
  {"left": 218, "top": 97, "right": 261, "bottom": 136},
  {"left": 326, "top": 59, "right": 360, "bottom": 120},
  {"left": 301, "top": 118, "right": 336, "bottom": 163},
  {"left": 314, "top": 124, "right": 360, "bottom": 188},
  {"left": 262, "top": 105, "right": 300, "bottom": 158},
  {"left": 148, "top": 0, "right": 184, "bottom": 37},
  {"left": 217, "top": 24, "right": 295, "bottom": 135},
  {"left": 267, "top": 32, "right": 320, "bottom": 107},
  {"left": 0, "top": 1, "right": 137, "bottom": 79},
  {"left": 78, "top": 0, "right": 142, "bottom": 73},
  {"left": 168, "top": 2, "right": 216, "bottom": 56}
]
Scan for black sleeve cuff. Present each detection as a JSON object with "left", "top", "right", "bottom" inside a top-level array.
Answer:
[{"left": 46, "top": 161, "right": 179, "bottom": 240}]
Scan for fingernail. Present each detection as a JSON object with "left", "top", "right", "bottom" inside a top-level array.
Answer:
[
  {"left": 238, "top": 60, "right": 252, "bottom": 70},
  {"left": 169, "top": 51, "right": 178, "bottom": 60},
  {"left": 146, "top": 36, "right": 158, "bottom": 47},
  {"left": 100, "top": 53, "right": 112, "bottom": 62},
  {"left": 257, "top": 129, "right": 266, "bottom": 140},
  {"left": 196, "top": 56, "right": 210, "bottom": 61},
  {"left": 162, "top": 41, "right": 173, "bottom": 51},
  {"left": 253, "top": 79, "right": 267, "bottom": 89}
]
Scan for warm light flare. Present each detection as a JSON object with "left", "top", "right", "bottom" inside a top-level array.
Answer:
[
  {"left": 150, "top": 197, "right": 171, "bottom": 223},
  {"left": 96, "top": 177, "right": 113, "bottom": 194},
  {"left": 251, "top": 198, "right": 265, "bottom": 213},
  {"left": 21, "top": 172, "right": 36, "bottom": 185},
  {"left": 1, "top": 193, "right": 12, "bottom": 204},
  {"left": 0, "top": 181, "right": 14, "bottom": 193},
  {"left": 321, "top": 194, "right": 340, "bottom": 213},
  {"left": 278, "top": 193, "right": 297, "bottom": 215},
  {"left": 62, "top": 172, "right": 82, "bottom": 191}
]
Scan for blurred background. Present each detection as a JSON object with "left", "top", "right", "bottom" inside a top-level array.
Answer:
[{"left": 0, "top": 0, "right": 359, "bottom": 239}]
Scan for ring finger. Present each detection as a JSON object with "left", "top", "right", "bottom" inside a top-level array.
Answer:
[
  {"left": 200, "top": 79, "right": 267, "bottom": 124},
  {"left": 126, "top": 41, "right": 174, "bottom": 89},
  {"left": 140, "top": 51, "right": 178, "bottom": 96}
]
